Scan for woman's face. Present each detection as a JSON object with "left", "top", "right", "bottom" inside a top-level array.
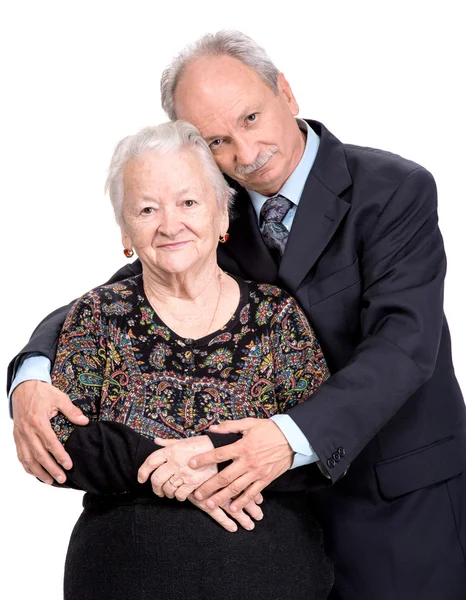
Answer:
[{"left": 121, "top": 148, "right": 228, "bottom": 278}]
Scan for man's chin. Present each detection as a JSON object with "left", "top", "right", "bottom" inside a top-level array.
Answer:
[{"left": 246, "top": 171, "right": 281, "bottom": 195}]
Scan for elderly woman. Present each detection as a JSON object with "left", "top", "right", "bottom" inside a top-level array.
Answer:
[{"left": 49, "top": 120, "right": 333, "bottom": 600}]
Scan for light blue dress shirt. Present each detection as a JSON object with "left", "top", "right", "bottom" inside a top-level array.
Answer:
[
  {"left": 10, "top": 119, "right": 321, "bottom": 470},
  {"left": 246, "top": 119, "right": 321, "bottom": 468}
]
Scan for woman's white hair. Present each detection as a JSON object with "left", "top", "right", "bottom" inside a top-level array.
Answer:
[
  {"left": 105, "top": 120, "right": 236, "bottom": 224},
  {"left": 161, "top": 30, "right": 280, "bottom": 121}
]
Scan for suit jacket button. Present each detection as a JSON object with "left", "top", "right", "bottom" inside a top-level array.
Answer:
[
  {"left": 327, "top": 458, "right": 336, "bottom": 469},
  {"left": 337, "top": 447, "right": 345, "bottom": 456},
  {"left": 333, "top": 452, "right": 340, "bottom": 462}
]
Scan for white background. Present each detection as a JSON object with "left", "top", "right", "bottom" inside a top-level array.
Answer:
[{"left": 1, "top": 1, "right": 465, "bottom": 597}]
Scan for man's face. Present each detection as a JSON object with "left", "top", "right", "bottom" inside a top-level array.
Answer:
[{"left": 174, "top": 55, "right": 305, "bottom": 197}]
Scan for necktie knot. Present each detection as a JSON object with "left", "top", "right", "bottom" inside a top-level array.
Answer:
[
  {"left": 259, "top": 194, "right": 293, "bottom": 261},
  {"left": 260, "top": 194, "right": 293, "bottom": 227}
]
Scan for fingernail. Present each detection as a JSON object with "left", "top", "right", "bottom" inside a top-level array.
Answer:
[
  {"left": 206, "top": 500, "right": 215, "bottom": 509},
  {"left": 209, "top": 425, "right": 218, "bottom": 430},
  {"left": 57, "top": 475, "right": 65, "bottom": 484},
  {"left": 194, "top": 491, "right": 203, "bottom": 500},
  {"left": 230, "top": 525, "right": 238, "bottom": 533},
  {"left": 190, "top": 460, "right": 197, "bottom": 468},
  {"left": 62, "top": 461, "right": 72, "bottom": 470},
  {"left": 230, "top": 505, "right": 238, "bottom": 513},
  {"left": 247, "top": 523, "right": 255, "bottom": 530}
]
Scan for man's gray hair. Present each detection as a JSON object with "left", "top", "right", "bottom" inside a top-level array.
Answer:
[
  {"left": 105, "top": 120, "right": 236, "bottom": 224},
  {"left": 161, "top": 30, "right": 280, "bottom": 121}
]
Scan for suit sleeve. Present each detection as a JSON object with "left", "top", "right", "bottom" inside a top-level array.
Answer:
[
  {"left": 287, "top": 168, "right": 446, "bottom": 482},
  {"left": 6, "top": 260, "right": 142, "bottom": 393}
]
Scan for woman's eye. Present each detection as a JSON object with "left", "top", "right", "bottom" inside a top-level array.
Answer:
[
  {"left": 141, "top": 207, "right": 153, "bottom": 214},
  {"left": 246, "top": 113, "right": 257, "bottom": 123},
  {"left": 184, "top": 200, "right": 195, "bottom": 207}
]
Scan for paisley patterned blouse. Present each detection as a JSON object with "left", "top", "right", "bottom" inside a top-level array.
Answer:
[{"left": 51, "top": 274, "right": 329, "bottom": 457}]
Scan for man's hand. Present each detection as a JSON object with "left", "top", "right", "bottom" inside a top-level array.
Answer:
[
  {"left": 138, "top": 435, "right": 217, "bottom": 501},
  {"left": 12, "top": 380, "right": 88, "bottom": 484},
  {"left": 190, "top": 418, "right": 293, "bottom": 512},
  {"left": 188, "top": 492, "right": 264, "bottom": 533}
]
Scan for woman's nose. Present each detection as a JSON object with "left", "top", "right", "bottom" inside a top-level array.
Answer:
[{"left": 159, "top": 208, "right": 184, "bottom": 236}]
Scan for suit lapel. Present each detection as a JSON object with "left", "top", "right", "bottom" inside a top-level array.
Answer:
[
  {"left": 279, "top": 174, "right": 350, "bottom": 292},
  {"left": 279, "top": 121, "right": 353, "bottom": 292},
  {"left": 225, "top": 185, "right": 278, "bottom": 283}
]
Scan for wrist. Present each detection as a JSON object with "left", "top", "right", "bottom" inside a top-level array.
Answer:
[{"left": 12, "top": 379, "right": 41, "bottom": 399}]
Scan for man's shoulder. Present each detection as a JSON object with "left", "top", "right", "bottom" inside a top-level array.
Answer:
[
  {"left": 309, "top": 119, "right": 432, "bottom": 188},
  {"left": 341, "top": 143, "right": 438, "bottom": 213},
  {"left": 343, "top": 142, "right": 428, "bottom": 183}
]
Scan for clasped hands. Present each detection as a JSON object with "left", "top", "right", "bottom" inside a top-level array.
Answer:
[
  {"left": 137, "top": 418, "right": 294, "bottom": 532},
  {"left": 11, "top": 381, "right": 293, "bottom": 533}
]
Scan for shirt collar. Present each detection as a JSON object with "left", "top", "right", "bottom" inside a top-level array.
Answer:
[{"left": 247, "top": 119, "right": 320, "bottom": 222}]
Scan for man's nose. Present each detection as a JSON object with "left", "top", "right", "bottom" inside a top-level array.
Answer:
[{"left": 234, "top": 135, "right": 258, "bottom": 168}]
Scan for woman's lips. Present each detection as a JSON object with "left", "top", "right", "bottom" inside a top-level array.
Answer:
[{"left": 158, "top": 241, "right": 190, "bottom": 250}]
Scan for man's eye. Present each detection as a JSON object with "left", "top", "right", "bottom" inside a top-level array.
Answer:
[
  {"left": 210, "top": 139, "right": 222, "bottom": 149},
  {"left": 184, "top": 200, "right": 195, "bottom": 207},
  {"left": 246, "top": 113, "right": 257, "bottom": 123}
]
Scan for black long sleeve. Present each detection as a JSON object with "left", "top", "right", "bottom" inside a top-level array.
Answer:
[
  {"left": 54, "top": 421, "right": 243, "bottom": 495},
  {"left": 55, "top": 417, "right": 320, "bottom": 496},
  {"left": 54, "top": 421, "right": 159, "bottom": 494}
]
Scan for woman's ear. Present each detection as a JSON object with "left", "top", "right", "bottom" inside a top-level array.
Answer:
[
  {"left": 121, "top": 229, "right": 133, "bottom": 252},
  {"left": 217, "top": 200, "right": 230, "bottom": 244},
  {"left": 220, "top": 199, "right": 230, "bottom": 234}
]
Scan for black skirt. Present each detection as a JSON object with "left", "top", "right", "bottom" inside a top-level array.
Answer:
[{"left": 64, "top": 492, "right": 333, "bottom": 600}]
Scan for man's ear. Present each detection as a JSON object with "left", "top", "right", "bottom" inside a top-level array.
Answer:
[{"left": 277, "top": 72, "right": 299, "bottom": 116}]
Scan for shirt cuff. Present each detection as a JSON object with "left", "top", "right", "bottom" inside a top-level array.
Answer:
[
  {"left": 9, "top": 354, "right": 52, "bottom": 408},
  {"left": 270, "top": 414, "right": 319, "bottom": 469}
]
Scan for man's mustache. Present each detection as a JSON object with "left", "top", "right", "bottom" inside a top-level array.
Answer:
[{"left": 235, "top": 146, "right": 278, "bottom": 176}]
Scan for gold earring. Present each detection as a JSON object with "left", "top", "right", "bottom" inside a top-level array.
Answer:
[
  {"left": 219, "top": 233, "right": 230, "bottom": 243},
  {"left": 123, "top": 248, "right": 134, "bottom": 258}
]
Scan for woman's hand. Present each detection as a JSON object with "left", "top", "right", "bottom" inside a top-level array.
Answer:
[
  {"left": 138, "top": 435, "right": 265, "bottom": 531},
  {"left": 138, "top": 435, "right": 218, "bottom": 501}
]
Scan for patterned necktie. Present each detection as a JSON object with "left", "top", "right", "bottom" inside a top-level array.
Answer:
[{"left": 260, "top": 194, "right": 293, "bottom": 260}]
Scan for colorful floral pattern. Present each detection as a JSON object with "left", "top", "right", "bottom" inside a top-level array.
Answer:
[{"left": 51, "top": 275, "right": 329, "bottom": 444}]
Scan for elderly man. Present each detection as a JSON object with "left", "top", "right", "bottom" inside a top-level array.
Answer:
[{"left": 9, "top": 31, "right": 466, "bottom": 600}]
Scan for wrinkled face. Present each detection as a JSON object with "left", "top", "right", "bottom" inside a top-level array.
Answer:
[
  {"left": 174, "top": 55, "right": 304, "bottom": 197},
  {"left": 121, "top": 149, "right": 228, "bottom": 277}
]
